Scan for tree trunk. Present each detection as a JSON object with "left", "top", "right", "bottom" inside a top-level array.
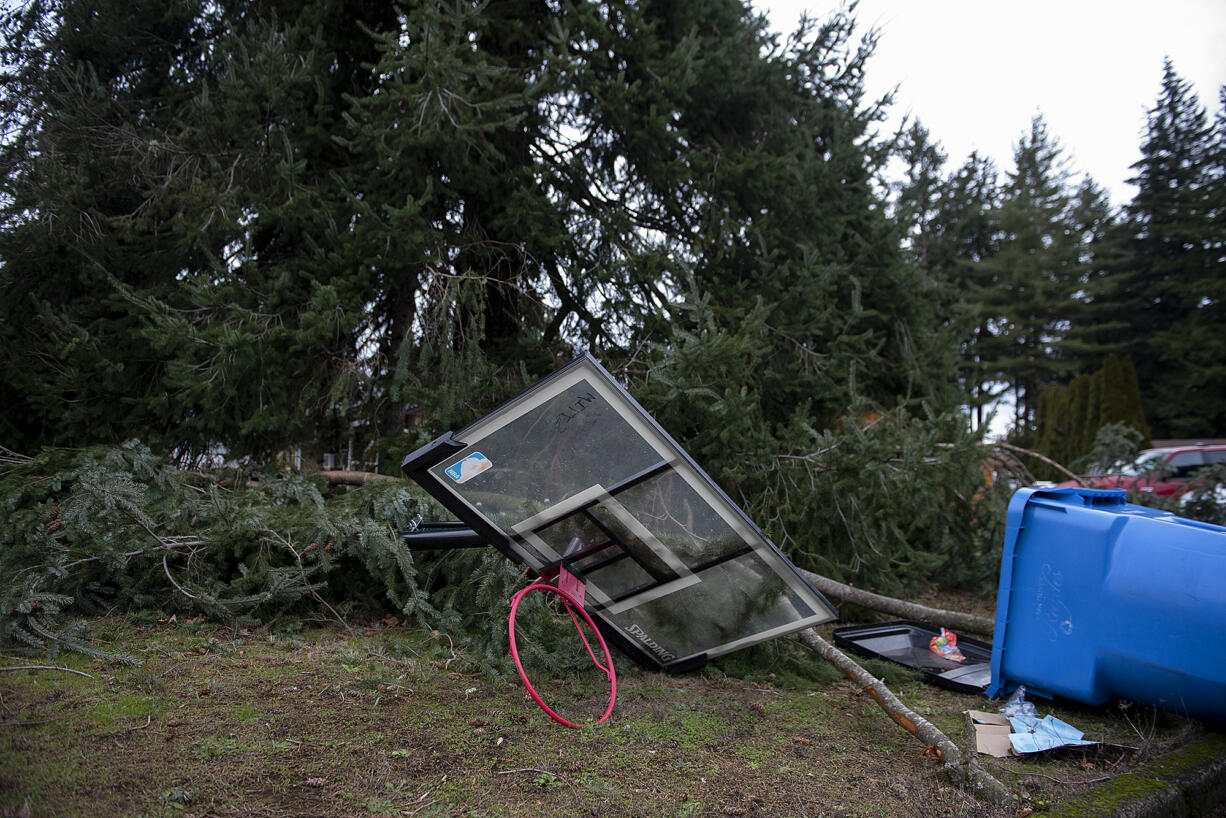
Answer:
[
  {"left": 318, "top": 470, "right": 400, "bottom": 486},
  {"left": 798, "top": 569, "right": 996, "bottom": 636},
  {"left": 797, "top": 629, "right": 1010, "bottom": 805}
]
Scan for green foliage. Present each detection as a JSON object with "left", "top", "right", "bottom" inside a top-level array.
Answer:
[
  {"left": 927, "top": 151, "right": 1005, "bottom": 431},
  {"left": 1032, "top": 355, "right": 1151, "bottom": 478},
  {"left": 634, "top": 298, "right": 1007, "bottom": 596},
  {"left": 0, "top": 442, "right": 451, "bottom": 658},
  {"left": 1178, "top": 465, "right": 1226, "bottom": 526},
  {"left": 1116, "top": 61, "right": 1225, "bottom": 437},
  {"left": 0, "top": 441, "right": 614, "bottom": 675},
  {"left": 969, "top": 116, "right": 1088, "bottom": 435},
  {"left": 0, "top": 0, "right": 1010, "bottom": 671},
  {"left": 532, "top": 772, "right": 563, "bottom": 790},
  {"left": 0, "top": 0, "right": 401, "bottom": 460},
  {"left": 1078, "top": 423, "right": 1147, "bottom": 475}
]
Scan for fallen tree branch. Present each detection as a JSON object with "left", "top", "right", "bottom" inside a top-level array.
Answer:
[
  {"left": 163, "top": 553, "right": 197, "bottom": 599},
  {"left": 318, "top": 470, "right": 399, "bottom": 486},
  {"left": 0, "top": 444, "right": 31, "bottom": 465},
  {"left": 264, "top": 529, "right": 352, "bottom": 633},
  {"left": 62, "top": 538, "right": 206, "bottom": 570},
  {"left": 984, "top": 441, "right": 1087, "bottom": 488},
  {"left": 245, "top": 470, "right": 400, "bottom": 489},
  {"left": 0, "top": 665, "right": 95, "bottom": 679},
  {"left": 798, "top": 629, "right": 1010, "bottom": 805},
  {"left": 798, "top": 569, "right": 995, "bottom": 636}
]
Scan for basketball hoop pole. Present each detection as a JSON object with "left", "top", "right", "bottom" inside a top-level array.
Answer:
[{"left": 507, "top": 564, "right": 617, "bottom": 728}]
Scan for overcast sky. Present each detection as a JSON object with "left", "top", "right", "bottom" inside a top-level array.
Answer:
[{"left": 758, "top": 0, "right": 1226, "bottom": 207}]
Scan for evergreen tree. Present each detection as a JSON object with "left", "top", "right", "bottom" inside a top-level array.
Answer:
[
  {"left": 652, "top": 9, "right": 951, "bottom": 431},
  {"left": 339, "top": 1, "right": 963, "bottom": 450},
  {"left": 1061, "top": 180, "right": 1134, "bottom": 374},
  {"left": 973, "top": 116, "right": 1084, "bottom": 438},
  {"left": 931, "top": 153, "right": 1005, "bottom": 431},
  {"left": 1121, "top": 61, "right": 1223, "bottom": 436},
  {"left": 1101, "top": 354, "right": 1150, "bottom": 444},
  {"left": 894, "top": 120, "right": 949, "bottom": 279},
  {"left": 625, "top": 15, "right": 998, "bottom": 590},
  {"left": 0, "top": 0, "right": 1001, "bottom": 595},
  {"left": 1032, "top": 354, "right": 1150, "bottom": 477},
  {"left": 1032, "top": 385, "right": 1071, "bottom": 470},
  {"left": 1059, "top": 177, "right": 1131, "bottom": 367},
  {"left": 0, "top": 0, "right": 400, "bottom": 461},
  {"left": 1209, "top": 87, "right": 1226, "bottom": 235}
]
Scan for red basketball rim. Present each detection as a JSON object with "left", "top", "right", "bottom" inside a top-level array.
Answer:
[{"left": 507, "top": 579, "right": 617, "bottom": 728}]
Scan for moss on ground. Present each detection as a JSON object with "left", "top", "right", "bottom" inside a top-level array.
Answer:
[{"left": 1048, "top": 733, "right": 1226, "bottom": 817}]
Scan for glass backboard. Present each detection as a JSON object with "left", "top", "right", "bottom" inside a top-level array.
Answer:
[{"left": 401, "top": 354, "right": 837, "bottom": 672}]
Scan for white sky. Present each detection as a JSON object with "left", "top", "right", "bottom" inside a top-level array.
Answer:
[{"left": 758, "top": 0, "right": 1226, "bottom": 207}]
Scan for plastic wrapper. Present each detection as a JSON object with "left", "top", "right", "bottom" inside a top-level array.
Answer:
[
  {"left": 928, "top": 627, "right": 965, "bottom": 662},
  {"left": 999, "top": 685, "right": 1039, "bottom": 719}
]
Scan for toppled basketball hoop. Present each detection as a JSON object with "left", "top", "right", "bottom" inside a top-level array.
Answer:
[{"left": 401, "top": 354, "right": 838, "bottom": 724}]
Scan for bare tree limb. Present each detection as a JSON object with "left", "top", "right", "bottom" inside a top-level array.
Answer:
[
  {"left": 0, "top": 444, "right": 32, "bottom": 465},
  {"left": 264, "top": 529, "right": 351, "bottom": 633},
  {"left": 0, "top": 665, "right": 94, "bottom": 679},
  {"left": 163, "top": 553, "right": 197, "bottom": 599},
  {"left": 62, "top": 538, "right": 205, "bottom": 570},
  {"left": 317, "top": 470, "right": 399, "bottom": 486},
  {"left": 798, "top": 569, "right": 995, "bottom": 636},
  {"left": 797, "top": 629, "right": 1010, "bottom": 805},
  {"left": 985, "top": 441, "right": 1087, "bottom": 487}
]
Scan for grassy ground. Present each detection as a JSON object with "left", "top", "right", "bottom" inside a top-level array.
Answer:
[{"left": 0, "top": 615, "right": 1208, "bottom": 818}]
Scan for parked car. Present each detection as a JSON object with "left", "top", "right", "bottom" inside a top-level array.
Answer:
[{"left": 1058, "top": 443, "right": 1226, "bottom": 496}]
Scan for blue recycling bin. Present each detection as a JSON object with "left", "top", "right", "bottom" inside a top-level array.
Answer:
[{"left": 988, "top": 487, "right": 1226, "bottom": 722}]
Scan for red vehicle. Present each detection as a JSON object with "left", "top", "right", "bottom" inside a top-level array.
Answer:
[{"left": 1059, "top": 444, "right": 1226, "bottom": 496}]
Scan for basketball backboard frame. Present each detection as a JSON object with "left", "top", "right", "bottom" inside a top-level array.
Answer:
[{"left": 401, "top": 354, "right": 837, "bottom": 673}]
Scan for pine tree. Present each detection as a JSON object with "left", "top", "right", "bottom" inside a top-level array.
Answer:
[
  {"left": 0, "top": 1, "right": 1003, "bottom": 596},
  {"left": 0, "top": 0, "right": 216, "bottom": 452},
  {"left": 1100, "top": 354, "right": 1151, "bottom": 445},
  {"left": 0, "top": 442, "right": 447, "bottom": 659},
  {"left": 931, "top": 153, "right": 1005, "bottom": 431},
  {"left": 1033, "top": 384, "right": 1071, "bottom": 470},
  {"left": 894, "top": 120, "right": 949, "bottom": 280},
  {"left": 1121, "top": 61, "right": 1223, "bottom": 437},
  {"left": 1060, "top": 178, "right": 1132, "bottom": 369},
  {"left": 626, "top": 13, "right": 998, "bottom": 591},
  {"left": 0, "top": 0, "right": 401, "bottom": 460},
  {"left": 973, "top": 116, "right": 1085, "bottom": 438}
]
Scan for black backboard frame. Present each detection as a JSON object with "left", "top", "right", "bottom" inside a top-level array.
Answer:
[{"left": 401, "top": 354, "right": 837, "bottom": 672}]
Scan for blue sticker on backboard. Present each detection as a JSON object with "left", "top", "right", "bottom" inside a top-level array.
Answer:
[{"left": 445, "top": 452, "right": 492, "bottom": 484}]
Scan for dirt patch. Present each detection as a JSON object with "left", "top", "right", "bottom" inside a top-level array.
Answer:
[{"left": 0, "top": 617, "right": 1207, "bottom": 817}]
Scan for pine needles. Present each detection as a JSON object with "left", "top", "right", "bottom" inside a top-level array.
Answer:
[{"left": 0, "top": 442, "right": 458, "bottom": 662}]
